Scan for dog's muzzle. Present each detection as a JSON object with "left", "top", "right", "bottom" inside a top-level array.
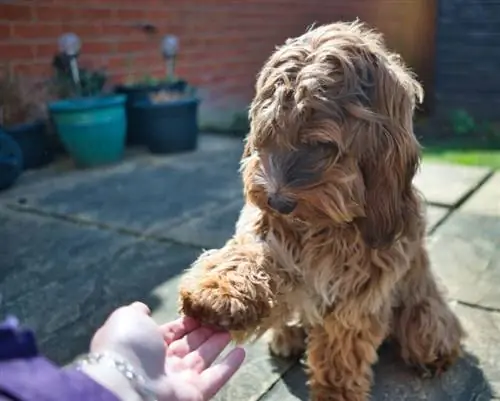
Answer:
[{"left": 267, "top": 194, "right": 297, "bottom": 215}]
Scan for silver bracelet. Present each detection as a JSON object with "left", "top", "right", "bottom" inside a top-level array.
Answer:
[{"left": 74, "top": 352, "right": 158, "bottom": 401}]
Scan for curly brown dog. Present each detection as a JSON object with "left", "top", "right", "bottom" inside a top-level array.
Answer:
[{"left": 179, "top": 20, "right": 464, "bottom": 401}]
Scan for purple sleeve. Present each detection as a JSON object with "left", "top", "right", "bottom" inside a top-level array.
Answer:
[{"left": 0, "top": 316, "right": 119, "bottom": 401}]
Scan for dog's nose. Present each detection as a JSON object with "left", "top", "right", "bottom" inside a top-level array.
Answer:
[{"left": 267, "top": 195, "right": 297, "bottom": 215}]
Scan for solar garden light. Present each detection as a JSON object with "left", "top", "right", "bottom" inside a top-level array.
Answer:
[
  {"left": 161, "top": 35, "right": 179, "bottom": 81},
  {"left": 58, "top": 33, "right": 81, "bottom": 86}
]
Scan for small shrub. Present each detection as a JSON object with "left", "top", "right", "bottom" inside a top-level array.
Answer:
[
  {"left": 0, "top": 66, "right": 47, "bottom": 126},
  {"left": 449, "top": 108, "right": 475, "bottom": 136},
  {"left": 49, "top": 53, "right": 107, "bottom": 99}
]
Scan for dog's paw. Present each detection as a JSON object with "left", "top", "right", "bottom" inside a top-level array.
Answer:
[
  {"left": 412, "top": 346, "right": 462, "bottom": 378},
  {"left": 179, "top": 276, "right": 270, "bottom": 331},
  {"left": 267, "top": 325, "right": 306, "bottom": 358}
]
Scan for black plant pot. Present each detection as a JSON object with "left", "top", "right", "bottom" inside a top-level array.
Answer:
[
  {"left": 132, "top": 97, "right": 199, "bottom": 154},
  {"left": 0, "top": 131, "right": 23, "bottom": 191},
  {"left": 115, "top": 80, "right": 188, "bottom": 145},
  {"left": 3, "top": 121, "right": 54, "bottom": 169}
]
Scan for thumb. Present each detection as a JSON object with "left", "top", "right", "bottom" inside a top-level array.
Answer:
[{"left": 128, "top": 302, "right": 151, "bottom": 315}]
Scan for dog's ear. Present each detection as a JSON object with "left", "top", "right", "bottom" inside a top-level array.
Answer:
[
  {"left": 354, "top": 62, "right": 423, "bottom": 249},
  {"left": 355, "top": 132, "right": 420, "bottom": 248}
]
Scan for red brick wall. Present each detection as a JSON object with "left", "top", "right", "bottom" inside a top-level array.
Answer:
[{"left": 0, "top": 0, "right": 436, "bottom": 129}]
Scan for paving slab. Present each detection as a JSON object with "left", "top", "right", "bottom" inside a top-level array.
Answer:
[
  {"left": 1, "top": 215, "right": 198, "bottom": 346},
  {"left": 428, "top": 175, "right": 500, "bottom": 310},
  {"left": 413, "top": 162, "right": 492, "bottom": 207},
  {"left": 154, "top": 197, "right": 244, "bottom": 249},
  {"left": 261, "top": 303, "right": 498, "bottom": 401},
  {"left": 426, "top": 205, "right": 449, "bottom": 233},
  {"left": 459, "top": 172, "right": 500, "bottom": 217},
  {"left": 0, "top": 207, "right": 134, "bottom": 309},
  {"left": 34, "top": 239, "right": 200, "bottom": 363},
  {"left": 1, "top": 145, "right": 244, "bottom": 247}
]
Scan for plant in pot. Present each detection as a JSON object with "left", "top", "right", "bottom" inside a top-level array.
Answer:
[
  {"left": 47, "top": 33, "right": 127, "bottom": 168},
  {"left": 116, "top": 35, "right": 200, "bottom": 153},
  {"left": 0, "top": 66, "right": 54, "bottom": 170},
  {"left": 0, "top": 129, "right": 23, "bottom": 192}
]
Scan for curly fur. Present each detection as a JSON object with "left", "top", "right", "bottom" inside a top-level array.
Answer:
[{"left": 179, "top": 20, "right": 464, "bottom": 401}]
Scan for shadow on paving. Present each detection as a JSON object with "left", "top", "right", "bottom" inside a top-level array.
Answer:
[
  {"left": 39, "top": 239, "right": 201, "bottom": 364},
  {"left": 0, "top": 207, "right": 202, "bottom": 364},
  {"left": 263, "top": 343, "right": 494, "bottom": 401}
]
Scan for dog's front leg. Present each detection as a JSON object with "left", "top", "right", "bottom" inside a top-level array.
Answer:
[
  {"left": 178, "top": 235, "right": 277, "bottom": 334},
  {"left": 307, "top": 308, "right": 390, "bottom": 401}
]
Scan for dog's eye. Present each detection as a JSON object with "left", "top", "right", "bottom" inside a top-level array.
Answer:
[{"left": 308, "top": 142, "right": 339, "bottom": 158}]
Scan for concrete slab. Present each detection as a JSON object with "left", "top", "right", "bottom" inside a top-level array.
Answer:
[
  {"left": 460, "top": 173, "right": 500, "bottom": 217},
  {"left": 428, "top": 176, "right": 500, "bottom": 310},
  {"left": 261, "top": 304, "right": 497, "bottom": 401},
  {"left": 426, "top": 205, "right": 449, "bottom": 233},
  {"left": 36, "top": 239, "right": 200, "bottom": 363},
  {"left": 154, "top": 197, "right": 244, "bottom": 249},
  {"left": 451, "top": 303, "right": 500, "bottom": 395},
  {"left": 1, "top": 146, "right": 244, "bottom": 247},
  {"left": 414, "top": 162, "right": 492, "bottom": 207},
  {"left": 0, "top": 207, "right": 134, "bottom": 307},
  {"left": 2, "top": 228, "right": 198, "bottom": 347}
]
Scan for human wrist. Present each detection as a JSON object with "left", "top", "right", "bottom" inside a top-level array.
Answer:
[
  {"left": 79, "top": 360, "right": 143, "bottom": 401},
  {"left": 73, "top": 352, "right": 158, "bottom": 401}
]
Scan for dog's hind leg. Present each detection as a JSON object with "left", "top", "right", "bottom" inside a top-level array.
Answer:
[{"left": 392, "top": 245, "right": 465, "bottom": 376}]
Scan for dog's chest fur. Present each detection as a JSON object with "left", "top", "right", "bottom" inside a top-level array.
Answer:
[
  {"left": 237, "top": 205, "right": 376, "bottom": 325},
  {"left": 266, "top": 221, "right": 371, "bottom": 325}
]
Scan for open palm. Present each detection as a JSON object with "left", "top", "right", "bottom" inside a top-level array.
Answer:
[
  {"left": 90, "top": 303, "right": 245, "bottom": 401},
  {"left": 161, "top": 316, "right": 246, "bottom": 401}
]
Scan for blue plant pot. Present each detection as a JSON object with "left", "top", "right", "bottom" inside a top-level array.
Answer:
[
  {"left": 115, "top": 80, "right": 188, "bottom": 145},
  {"left": 0, "top": 131, "right": 23, "bottom": 191},
  {"left": 3, "top": 120, "right": 53, "bottom": 170},
  {"left": 48, "top": 94, "right": 126, "bottom": 168},
  {"left": 132, "top": 97, "right": 199, "bottom": 154}
]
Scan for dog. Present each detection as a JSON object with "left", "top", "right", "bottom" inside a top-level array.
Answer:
[{"left": 178, "top": 20, "right": 464, "bottom": 401}]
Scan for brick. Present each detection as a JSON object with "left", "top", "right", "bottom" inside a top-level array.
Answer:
[
  {"left": 82, "top": 41, "right": 115, "bottom": 55},
  {"left": 12, "top": 61, "right": 51, "bottom": 77},
  {"left": 11, "top": 23, "right": 63, "bottom": 40},
  {"left": 115, "top": 40, "right": 152, "bottom": 53},
  {"left": 35, "top": 6, "right": 74, "bottom": 21},
  {"left": 100, "top": 24, "right": 138, "bottom": 37},
  {"left": 0, "top": 23, "right": 10, "bottom": 39},
  {"left": 111, "top": 9, "right": 147, "bottom": 20},
  {"left": 75, "top": 8, "right": 113, "bottom": 21},
  {"left": 0, "top": 43, "right": 34, "bottom": 61},
  {"left": 0, "top": 4, "right": 34, "bottom": 21},
  {"left": 61, "top": 22, "right": 103, "bottom": 38},
  {"left": 34, "top": 43, "right": 59, "bottom": 60}
]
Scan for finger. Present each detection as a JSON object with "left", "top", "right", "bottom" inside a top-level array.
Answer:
[
  {"left": 161, "top": 316, "right": 201, "bottom": 345},
  {"left": 200, "top": 347, "right": 246, "bottom": 400},
  {"left": 184, "top": 333, "right": 231, "bottom": 373},
  {"left": 183, "top": 331, "right": 232, "bottom": 372},
  {"left": 128, "top": 302, "right": 151, "bottom": 315},
  {"left": 167, "top": 326, "right": 215, "bottom": 358}
]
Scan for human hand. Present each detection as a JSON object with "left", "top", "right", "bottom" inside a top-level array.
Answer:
[{"left": 86, "top": 302, "right": 246, "bottom": 401}]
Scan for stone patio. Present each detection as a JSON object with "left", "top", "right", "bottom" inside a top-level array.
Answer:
[{"left": 0, "top": 133, "right": 499, "bottom": 400}]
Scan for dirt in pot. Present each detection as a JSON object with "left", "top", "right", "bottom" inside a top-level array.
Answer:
[{"left": 149, "top": 90, "right": 187, "bottom": 104}]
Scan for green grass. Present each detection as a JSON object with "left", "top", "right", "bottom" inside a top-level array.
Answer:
[{"left": 421, "top": 137, "right": 500, "bottom": 170}]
